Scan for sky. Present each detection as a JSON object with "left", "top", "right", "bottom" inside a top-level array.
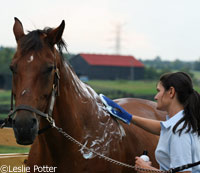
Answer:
[{"left": 1, "top": 0, "right": 200, "bottom": 61}]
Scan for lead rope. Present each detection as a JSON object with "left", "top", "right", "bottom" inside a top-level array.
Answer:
[{"left": 47, "top": 118, "right": 169, "bottom": 173}]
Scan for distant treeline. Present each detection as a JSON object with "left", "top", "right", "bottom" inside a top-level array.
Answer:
[
  {"left": 140, "top": 56, "right": 199, "bottom": 81},
  {"left": 140, "top": 56, "right": 200, "bottom": 71},
  {"left": 0, "top": 47, "right": 15, "bottom": 75},
  {"left": 141, "top": 56, "right": 200, "bottom": 71}
]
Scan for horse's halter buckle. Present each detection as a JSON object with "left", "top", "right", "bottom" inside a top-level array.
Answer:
[
  {"left": 1, "top": 67, "right": 60, "bottom": 133},
  {"left": 46, "top": 116, "right": 55, "bottom": 127}
]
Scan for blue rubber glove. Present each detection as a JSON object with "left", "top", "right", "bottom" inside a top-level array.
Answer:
[{"left": 99, "top": 94, "right": 132, "bottom": 124}]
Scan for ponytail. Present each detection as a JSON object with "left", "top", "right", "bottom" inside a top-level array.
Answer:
[{"left": 173, "top": 90, "right": 200, "bottom": 136}]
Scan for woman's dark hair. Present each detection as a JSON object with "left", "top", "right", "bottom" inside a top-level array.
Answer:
[{"left": 159, "top": 72, "right": 200, "bottom": 136}]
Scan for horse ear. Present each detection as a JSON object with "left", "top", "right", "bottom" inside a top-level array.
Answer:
[
  {"left": 47, "top": 20, "right": 65, "bottom": 46},
  {"left": 13, "top": 17, "right": 25, "bottom": 42}
]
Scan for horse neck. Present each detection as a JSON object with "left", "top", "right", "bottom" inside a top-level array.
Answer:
[
  {"left": 38, "top": 61, "right": 126, "bottom": 160},
  {"left": 53, "top": 61, "right": 101, "bottom": 136}
]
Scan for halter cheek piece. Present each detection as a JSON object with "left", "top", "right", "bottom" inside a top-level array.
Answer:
[{"left": 0, "top": 67, "right": 60, "bottom": 134}]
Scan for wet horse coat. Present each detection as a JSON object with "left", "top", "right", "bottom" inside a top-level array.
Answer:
[{"left": 11, "top": 18, "right": 166, "bottom": 172}]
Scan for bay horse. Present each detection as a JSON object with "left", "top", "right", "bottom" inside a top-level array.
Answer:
[{"left": 10, "top": 17, "right": 166, "bottom": 172}]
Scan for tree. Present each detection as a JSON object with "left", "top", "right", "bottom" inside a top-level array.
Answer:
[
  {"left": 144, "top": 67, "right": 160, "bottom": 80},
  {"left": 193, "top": 58, "right": 200, "bottom": 71},
  {"left": 0, "top": 47, "right": 15, "bottom": 75}
]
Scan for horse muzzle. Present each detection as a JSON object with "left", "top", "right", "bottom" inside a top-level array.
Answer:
[{"left": 12, "top": 110, "right": 38, "bottom": 145}]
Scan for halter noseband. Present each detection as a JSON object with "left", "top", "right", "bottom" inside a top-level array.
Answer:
[{"left": 1, "top": 67, "right": 60, "bottom": 134}]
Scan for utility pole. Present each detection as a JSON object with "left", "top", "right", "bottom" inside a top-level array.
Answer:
[
  {"left": 115, "top": 24, "right": 122, "bottom": 55},
  {"left": 108, "top": 22, "right": 125, "bottom": 55},
  {"left": 130, "top": 59, "right": 134, "bottom": 80}
]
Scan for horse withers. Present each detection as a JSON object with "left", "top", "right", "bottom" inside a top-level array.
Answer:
[{"left": 10, "top": 17, "right": 165, "bottom": 172}]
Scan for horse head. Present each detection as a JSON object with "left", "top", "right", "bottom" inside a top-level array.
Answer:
[{"left": 11, "top": 17, "right": 65, "bottom": 145}]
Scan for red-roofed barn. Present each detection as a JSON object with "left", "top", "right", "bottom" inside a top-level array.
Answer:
[{"left": 69, "top": 53, "right": 145, "bottom": 80}]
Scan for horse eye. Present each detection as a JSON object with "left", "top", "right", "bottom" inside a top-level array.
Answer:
[
  {"left": 44, "top": 66, "right": 54, "bottom": 74},
  {"left": 9, "top": 65, "right": 17, "bottom": 74}
]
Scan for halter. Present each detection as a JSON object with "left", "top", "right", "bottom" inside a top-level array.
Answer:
[{"left": 0, "top": 67, "right": 60, "bottom": 134}]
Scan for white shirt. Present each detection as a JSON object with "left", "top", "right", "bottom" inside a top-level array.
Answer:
[{"left": 155, "top": 110, "right": 200, "bottom": 172}]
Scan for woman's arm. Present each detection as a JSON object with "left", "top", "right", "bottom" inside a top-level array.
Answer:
[
  {"left": 131, "top": 116, "right": 161, "bottom": 135},
  {"left": 100, "top": 94, "right": 162, "bottom": 135}
]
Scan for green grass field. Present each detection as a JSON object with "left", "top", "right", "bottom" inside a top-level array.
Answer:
[
  {"left": 0, "top": 113, "right": 8, "bottom": 119},
  {"left": 0, "top": 90, "right": 11, "bottom": 105},
  {"left": 0, "top": 90, "right": 11, "bottom": 119},
  {"left": 88, "top": 80, "right": 158, "bottom": 95},
  {"left": 0, "top": 145, "right": 30, "bottom": 154}
]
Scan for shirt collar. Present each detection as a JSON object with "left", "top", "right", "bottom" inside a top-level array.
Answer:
[{"left": 161, "top": 110, "right": 184, "bottom": 129}]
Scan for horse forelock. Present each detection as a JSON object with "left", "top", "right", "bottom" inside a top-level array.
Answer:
[
  {"left": 19, "top": 30, "right": 44, "bottom": 55},
  {"left": 19, "top": 27, "right": 67, "bottom": 58}
]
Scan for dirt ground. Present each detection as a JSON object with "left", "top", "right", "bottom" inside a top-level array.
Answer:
[{"left": 0, "top": 128, "right": 30, "bottom": 148}]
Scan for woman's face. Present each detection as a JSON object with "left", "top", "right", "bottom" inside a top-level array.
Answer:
[{"left": 154, "top": 82, "right": 171, "bottom": 111}]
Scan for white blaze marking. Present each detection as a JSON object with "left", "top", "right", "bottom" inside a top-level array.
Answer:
[
  {"left": 27, "top": 55, "right": 34, "bottom": 63},
  {"left": 21, "top": 90, "right": 27, "bottom": 96}
]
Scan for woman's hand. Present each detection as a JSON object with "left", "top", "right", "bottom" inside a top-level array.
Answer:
[
  {"left": 99, "top": 94, "right": 132, "bottom": 124},
  {"left": 135, "top": 156, "right": 155, "bottom": 172},
  {"left": 135, "top": 157, "right": 191, "bottom": 173},
  {"left": 135, "top": 156, "right": 152, "bottom": 168}
]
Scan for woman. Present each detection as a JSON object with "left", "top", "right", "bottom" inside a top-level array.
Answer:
[{"left": 100, "top": 72, "right": 200, "bottom": 172}]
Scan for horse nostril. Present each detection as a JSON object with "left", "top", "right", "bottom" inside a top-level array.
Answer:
[{"left": 31, "top": 118, "right": 37, "bottom": 128}]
